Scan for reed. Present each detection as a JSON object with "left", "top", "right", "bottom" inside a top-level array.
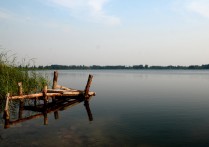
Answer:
[{"left": 0, "top": 49, "right": 49, "bottom": 113}]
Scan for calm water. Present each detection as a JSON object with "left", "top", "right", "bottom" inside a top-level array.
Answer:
[{"left": 1, "top": 70, "right": 209, "bottom": 146}]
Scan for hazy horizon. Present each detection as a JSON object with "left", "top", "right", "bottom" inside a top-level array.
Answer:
[{"left": 0, "top": 0, "right": 209, "bottom": 66}]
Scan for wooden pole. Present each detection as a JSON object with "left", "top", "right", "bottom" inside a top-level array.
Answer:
[
  {"left": 18, "top": 82, "right": 23, "bottom": 96},
  {"left": 52, "top": 71, "right": 58, "bottom": 103},
  {"left": 18, "top": 82, "right": 24, "bottom": 119},
  {"left": 4, "top": 93, "right": 10, "bottom": 120},
  {"left": 52, "top": 71, "right": 58, "bottom": 89},
  {"left": 84, "top": 75, "right": 93, "bottom": 98},
  {"left": 43, "top": 85, "right": 48, "bottom": 125},
  {"left": 43, "top": 85, "right": 48, "bottom": 107}
]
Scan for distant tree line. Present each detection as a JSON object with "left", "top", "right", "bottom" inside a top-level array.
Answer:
[{"left": 25, "top": 64, "right": 209, "bottom": 70}]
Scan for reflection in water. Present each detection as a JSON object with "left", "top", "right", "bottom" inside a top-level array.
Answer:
[{"left": 4, "top": 96, "right": 93, "bottom": 129}]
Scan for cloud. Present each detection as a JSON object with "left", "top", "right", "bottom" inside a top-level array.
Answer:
[
  {"left": 0, "top": 9, "right": 12, "bottom": 20},
  {"left": 48, "top": 0, "right": 121, "bottom": 26},
  {"left": 187, "top": 0, "right": 209, "bottom": 18}
]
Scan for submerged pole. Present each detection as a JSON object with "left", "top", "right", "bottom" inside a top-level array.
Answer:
[{"left": 84, "top": 75, "right": 93, "bottom": 98}]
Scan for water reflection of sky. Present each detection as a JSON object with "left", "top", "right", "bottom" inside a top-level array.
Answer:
[{"left": 1, "top": 70, "right": 209, "bottom": 146}]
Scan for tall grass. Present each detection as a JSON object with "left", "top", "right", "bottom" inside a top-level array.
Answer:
[{"left": 0, "top": 49, "right": 49, "bottom": 113}]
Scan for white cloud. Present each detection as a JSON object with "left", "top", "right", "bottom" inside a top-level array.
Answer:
[
  {"left": 187, "top": 0, "right": 209, "bottom": 18},
  {"left": 0, "top": 9, "right": 12, "bottom": 20},
  {"left": 48, "top": 0, "right": 121, "bottom": 26},
  {"left": 88, "top": 0, "right": 107, "bottom": 12}
]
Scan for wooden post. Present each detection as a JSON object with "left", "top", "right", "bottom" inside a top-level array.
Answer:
[
  {"left": 52, "top": 71, "right": 58, "bottom": 89},
  {"left": 4, "top": 93, "right": 10, "bottom": 120},
  {"left": 18, "top": 82, "right": 23, "bottom": 96},
  {"left": 52, "top": 71, "right": 58, "bottom": 103},
  {"left": 34, "top": 98, "right": 37, "bottom": 107},
  {"left": 43, "top": 85, "right": 48, "bottom": 107},
  {"left": 18, "top": 102, "right": 24, "bottom": 119},
  {"left": 84, "top": 75, "right": 93, "bottom": 98},
  {"left": 43, "top": 85, "right": 48, "bottom": 125},
  {"left": 18, "top": 82, "right": 24, "bottom": 119}
]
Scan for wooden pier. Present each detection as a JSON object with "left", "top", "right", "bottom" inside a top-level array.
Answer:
[{"left": 3, "top": 71, "right": 96, "bottom": 128}]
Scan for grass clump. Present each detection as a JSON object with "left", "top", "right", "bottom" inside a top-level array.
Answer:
[{"left": 0, "top": 50, "right": 49, "bottom": 112}]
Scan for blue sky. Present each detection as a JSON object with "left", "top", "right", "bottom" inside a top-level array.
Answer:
[{"left": 0, "top": 0, "right": 209, "bottom": 66}]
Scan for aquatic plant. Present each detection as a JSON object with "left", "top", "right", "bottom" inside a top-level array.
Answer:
[{"left": 0, "top": 49, "right": 49, "bottom": 113}]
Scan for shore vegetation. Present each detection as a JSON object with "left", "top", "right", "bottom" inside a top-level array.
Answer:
[{"left": 0, "top": 50, "right": 48, "bottom": 112}]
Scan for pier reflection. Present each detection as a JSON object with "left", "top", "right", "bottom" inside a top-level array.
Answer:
[{"left": 4, "top": 97, "right": 93, "bottom": 129}]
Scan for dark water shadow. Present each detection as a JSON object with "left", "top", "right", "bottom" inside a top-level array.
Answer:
[{"left": 3, "top": 96, "right": 93, "bottom": 129}]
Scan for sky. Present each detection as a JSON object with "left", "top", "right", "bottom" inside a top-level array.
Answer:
[{"left": 0, "top": 0, "right": 209, "bottom": 66}]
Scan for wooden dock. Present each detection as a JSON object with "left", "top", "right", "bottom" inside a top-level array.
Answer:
[{"left": 3, "top": 71, "right": 96, "bottom": 127}]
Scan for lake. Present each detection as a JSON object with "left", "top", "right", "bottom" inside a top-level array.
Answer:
[{"left": 1, "top": 70, "right": 209, "bottom": 146}]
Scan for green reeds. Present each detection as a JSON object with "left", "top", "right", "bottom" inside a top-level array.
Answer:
[{"left": 0, "top": 49, "right": 49, "bottom": 113}]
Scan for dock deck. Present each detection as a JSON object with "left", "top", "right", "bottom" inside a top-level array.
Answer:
[{"left": 3, "top": 71, "right": 96, "bottom": 128}]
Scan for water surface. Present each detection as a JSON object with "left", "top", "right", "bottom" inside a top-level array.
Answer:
[{"left": 1, "top": 70, "right": 209, "bottom": 146}]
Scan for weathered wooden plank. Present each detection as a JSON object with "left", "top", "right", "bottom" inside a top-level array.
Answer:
[
  {"left": 9, "top": 93, "right": 43, "bottom": 100},
  {"left": 8, "top": 91, "right": 95, "bottom": 100}
]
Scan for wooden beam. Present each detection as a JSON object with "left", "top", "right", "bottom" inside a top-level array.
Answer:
[
  {"left": 84, "top": 75, "right": 93, "bottom": 98},
  {"left": 9, "top": 93, "right": 43, "bottom": 100},
  {"left": 8, "top": 91, "right": 95, "bottom": 100}
]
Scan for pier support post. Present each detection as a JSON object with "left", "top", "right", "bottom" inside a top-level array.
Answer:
[
  {"left": 43, "top": 85, "right": 48, "bottom": 125},
  {"left": 43, "top": 85, "right": 48, "bottom": 107},
  {"left": 52, "top": 71, "right": 58, "bottom": 103},
  {"left": 18, "top": 82, "right": 23, "bottom": 96},
  {"left": 4, "top": 93, "right": 10, "bottom": 120},
  {"left": 18, "top": 82, "right": 24, "bottom": 119},
  {"left": 84, "top": 75, "right": 93, "bottom": 99},
  {"left": 52, "top": 71, "right": 58, "bottom": 89}
]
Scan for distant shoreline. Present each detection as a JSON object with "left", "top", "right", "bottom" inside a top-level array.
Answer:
[{"left": 24, "top": 64, "right": 209, "bottom": 70}]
